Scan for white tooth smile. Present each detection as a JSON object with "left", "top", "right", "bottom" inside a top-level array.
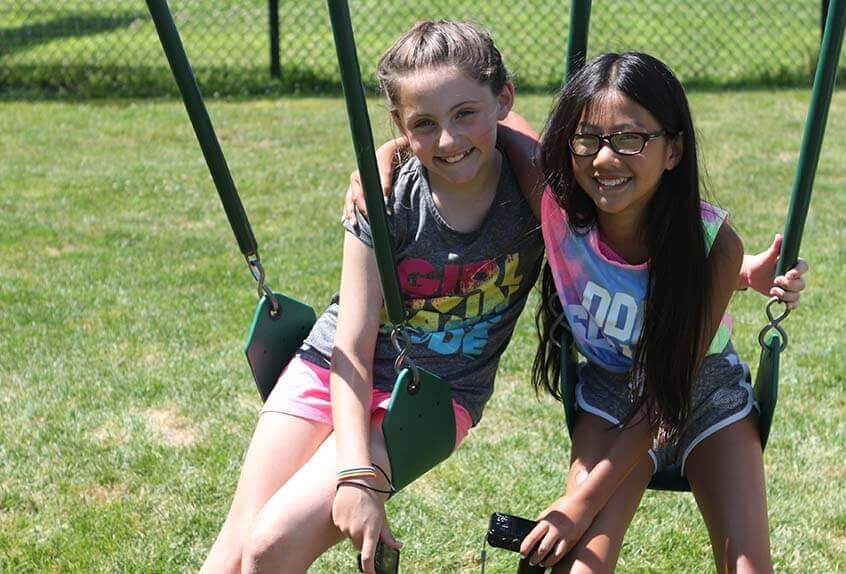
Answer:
[
  {"left": 596, "top": 176, "right": 630, "bottom": 187},
  {"left": 442, "top": 150, "right": 471, "bottom": 164}
]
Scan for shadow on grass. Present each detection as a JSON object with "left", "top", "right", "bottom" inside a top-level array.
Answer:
[
  {"left": 0, "top": 12, "right": 147, "bottom": 57},
  {"left": 0, "top": 63, "right": 843, "bottom": 101}
]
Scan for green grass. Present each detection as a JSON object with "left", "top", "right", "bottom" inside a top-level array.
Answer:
[
  {"left": 0, "top": 0, "right": 834, "bottom": 97},
  {"left": 1, "top": 89, "right": 845, "bottom": 572}
]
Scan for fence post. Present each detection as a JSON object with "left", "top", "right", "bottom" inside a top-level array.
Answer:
[
  {"left": 564, "top": 0, "right": 592, "bottom": 84},
  {"left": 269, "top": 0, "right": 280, "bottom": 78}
]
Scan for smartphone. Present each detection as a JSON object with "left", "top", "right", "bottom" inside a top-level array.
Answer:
[
  {"left": 357, "top": 540, "right": 400, "bottom": 574},
  {"left": 487, "top": 512, "right": 538, "bottom": 553}
]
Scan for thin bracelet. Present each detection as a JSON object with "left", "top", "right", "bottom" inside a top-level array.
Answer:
[
  {"left": 337, "top": 481, "right": 394, "bottom": 495},
  {"left": 371, "top": 462, "right": 396, "bottom": 493}
]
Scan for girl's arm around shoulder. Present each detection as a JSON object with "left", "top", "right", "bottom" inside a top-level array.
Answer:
[
  {"left": 499, "top": 111, "right": 543, "bottom": 219},
  {"left": 343, "top": 138, "right": 407, "bottom": 222}
]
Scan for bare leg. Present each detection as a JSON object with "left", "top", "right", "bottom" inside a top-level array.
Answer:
[
  {"left": 685, "top": 414, "right": 772, "bottom": 574},
  {"left": 200, "top": 414, "right": 331, "bottom": 574},
  {"left": 240, "top": 415, "right": 393, "bottom": 573},
  {"left": 552, "top": 413, "right": 653, "bottom": 574}
]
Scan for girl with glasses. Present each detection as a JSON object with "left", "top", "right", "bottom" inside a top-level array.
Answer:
[{"left": 518, "top": 51, "right": 786, "bottom": 572}]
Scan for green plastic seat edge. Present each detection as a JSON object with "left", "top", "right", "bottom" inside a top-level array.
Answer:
[
  {"left": 754, "top": 334, "right": 781, "bottom": 450},
  {"left": 382, "top": 367, "right": 456, "bottom": 493},
  {"left": 244, "top": 292, "right": 317, "bottom": 402}
]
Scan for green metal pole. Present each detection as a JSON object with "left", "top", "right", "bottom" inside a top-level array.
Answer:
[
  {"left": 564, "top": 0, "right": 592, "bottom": 83},
  {"left": 777, "top": 0, "right": 845, "bottom": 276},
  {"left": 822, "top": 0, "right": 831, "bottom": 42},
  {"left": 325, "top": 0, "right": 406, "bottom": 325},
  {"left": 145, "top": 0, "right": 258, "bottom": 258},
  {"left": 269, "top": 0, "right": 281, "bottom": 79}
]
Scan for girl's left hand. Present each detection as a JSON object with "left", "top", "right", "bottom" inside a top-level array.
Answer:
[
  {"left": 743, "top": 234, "right": 809, "bottom": 309},
  {"left": 332, "top": 482, "right": 401, "bottom": 574},
  {"left": 520, "top": 493, "right": 595, "bottom": 568}
]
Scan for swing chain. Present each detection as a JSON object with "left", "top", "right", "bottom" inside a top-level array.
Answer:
[
  {"left": 391, "top": 325, "right": 421, "bottom": 392},
  {"left": 247, "top": 254, "right": 280, "bottom": 318},
  {"left": 547, "top": 291, "right": 570, "bottom": 349},
  {"left": 757, "top": 296, "right": 790, "bottom": 352}
]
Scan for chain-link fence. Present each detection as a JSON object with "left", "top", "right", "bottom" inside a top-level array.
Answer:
[{"left": 0, "top": 1, "right": 838, "bottom": 98}]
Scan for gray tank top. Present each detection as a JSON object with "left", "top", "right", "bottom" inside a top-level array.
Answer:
[{"left": 300, "top": 155, "right": 543, "bottom": 424}]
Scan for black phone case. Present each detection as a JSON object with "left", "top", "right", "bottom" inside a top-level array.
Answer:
[
  {"left": 486, "top": 512, "right": 538, "bottom": 553},
  {"left": 375, "top": 541, "right": 399, "bottom": 574},
  {"left": 357, "top": 541, "right": 399, "bottom": 574}
]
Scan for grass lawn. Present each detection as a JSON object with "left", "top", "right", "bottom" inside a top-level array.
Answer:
[{"left": 1, "top": 89, "right": 844, "bottom": 572}]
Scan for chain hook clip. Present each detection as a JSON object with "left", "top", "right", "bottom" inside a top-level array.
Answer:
[
  {"left": 757, "top": 296, "right": 790, "bottom": 352},
  {"left": 247, "top": 254, "right": 280, "bottom": 318},
  {"left": 391, "top": 325, "right": 421, "bottom": 393}
]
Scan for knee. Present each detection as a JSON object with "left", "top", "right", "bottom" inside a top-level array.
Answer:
[
  {"left": 202, "top": 527, "right": 247, "bottom": 574},
  {"left": 241, "top": 520, "right": 302, "bottom": 574},
  {"left": 200, "top": 550, "right": 242, "bottom": 574}
]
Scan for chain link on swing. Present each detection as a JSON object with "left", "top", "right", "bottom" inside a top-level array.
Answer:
[
  {"left": 758, "top": 296, "right": 790, "bottom": 352},
  {"left": 247, "top": 254, "right": 280, "bottom": 318},
  {"left": 391, "top": 325, "right": 421, "bottom": 394},
  {"left": 546, "top": 290, "right": 571, "bottom": 350}
]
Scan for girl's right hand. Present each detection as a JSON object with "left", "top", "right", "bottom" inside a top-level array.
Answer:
[
  {"left": 332, "top": 482, "right": 401, "bottom": 574},
  {"left": 520, "top": 493, "right": 596, "bottom": 568},
  {"left": 342, "top": 137, "right": 407, "bottom": 222}
]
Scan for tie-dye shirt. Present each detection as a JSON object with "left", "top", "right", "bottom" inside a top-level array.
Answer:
[
  {"left": 300, "top": 156, "right": 543, "bottom": 424},
  {"left": 541, "top": 188, "right": 732, "bottom": 373}
]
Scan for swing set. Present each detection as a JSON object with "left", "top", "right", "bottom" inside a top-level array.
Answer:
[{"left": 145, "top": 0, "right": 844, "bottom": 567}]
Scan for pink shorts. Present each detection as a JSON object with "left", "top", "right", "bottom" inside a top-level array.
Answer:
[{"left": 260, "top": 355, "right": 473, "bottom": 448}]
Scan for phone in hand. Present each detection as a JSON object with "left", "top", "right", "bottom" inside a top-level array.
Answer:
[
  {"left": 488, "top": 513, "right": 547, "bottom": 572},
  {"left": 357, "top": 540, "right": 399, "bottom": 574},
  {"left": 487, "top": 512, "right": 538, "bottom": 552}
]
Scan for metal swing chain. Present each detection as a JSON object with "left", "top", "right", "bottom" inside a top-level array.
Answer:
[
  {"left": 757, "top": 296, "right": 790, "bottom": 352},
  {"left": 391, "top": 324, "right": 421, "bottom": 393},
  {"left": 547, "top": 291, "right": 571, "bottom": 349},
  {"left": 247, "top": 254, "right": 280, "bottom": 318}
]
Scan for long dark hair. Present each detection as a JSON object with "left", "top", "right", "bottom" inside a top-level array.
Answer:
[{"left": 532, "top": 52, "right": 709, "bottom": 439}]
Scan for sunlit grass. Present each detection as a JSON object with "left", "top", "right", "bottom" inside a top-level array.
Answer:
[{"left": 0, "top": 90, "right": 844, "bottom": 572}]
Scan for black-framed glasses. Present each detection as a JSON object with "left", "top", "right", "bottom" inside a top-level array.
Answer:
[{"left": 569, "top": 130, "right": 667, "bottom": 157}]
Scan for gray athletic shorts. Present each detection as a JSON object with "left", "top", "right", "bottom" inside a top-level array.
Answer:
[{"left": 575, "top": 342, "right": 757, "bottom": 476}]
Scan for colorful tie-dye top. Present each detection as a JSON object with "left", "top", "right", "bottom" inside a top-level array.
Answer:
[{"left": 541, "top": 188, "right": 732, "bottom": 373}]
